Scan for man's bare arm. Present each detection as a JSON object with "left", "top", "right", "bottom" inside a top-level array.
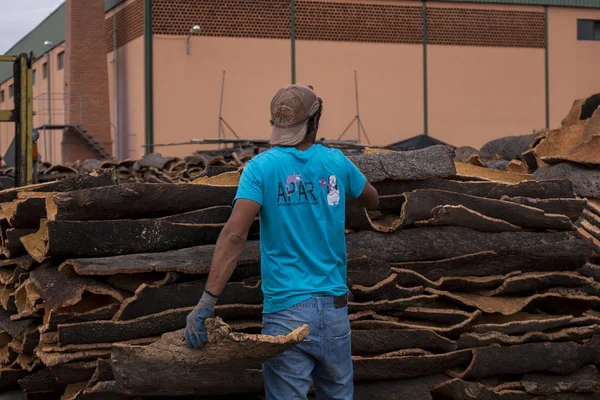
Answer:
[
  {"left": 204, "top": 199, "right": 261, "bottom": 296},
  {"left": 356, "top": 181, "right": 379, "bottom": 209}
]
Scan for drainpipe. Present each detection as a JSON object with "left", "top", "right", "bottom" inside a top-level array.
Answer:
[
  {"left": 113, "top": 8, "right": 120, "bottom": 160},
  {"left": 144, "top": 0, "right": 154, "bottom": 155},
  {"left": 422, "top": 0, "right": 429, "bottom": 136},
  {"left": 544, "top": 6, "right": 550, "bottom": 129},
  {"left": 291, "top": 0, "right": 296, "bottom": 84}
]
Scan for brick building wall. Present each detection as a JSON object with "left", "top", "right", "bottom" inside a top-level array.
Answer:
[{"left": 64, "top": 0, "right": 112, "bottom": 162}]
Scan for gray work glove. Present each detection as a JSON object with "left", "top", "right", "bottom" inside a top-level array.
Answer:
[{"left": 185, "top": 292, "right": 217, "bottom": 349}]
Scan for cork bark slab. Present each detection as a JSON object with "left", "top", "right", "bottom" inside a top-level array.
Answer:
[
  {"left": 354, "top": 374, "right": 449, "bottom": 400},
  {"left": 431, "top": 378, "right": 533, "bottom": 400},
  {"left": 44, "top": 303, "right": 121, "bottom": 332},
  {"left": 577, "top": 228, "right": 600, "bottom": 256},
  {"left": 454, "top": 163, "right": 533, "bottom": 184},
  {"left": 393, "top": 268, "right": 520, "bottom": 292},
  {"left": 535, "top": 163, "right": 600, "bottom": 198},
  {"left": 478, "top": 272, "right": 592, "bottom": 297},
  {"left": 451, "top": 336, "right": 600, "bottom": 380},
  {"left": 0, "top": 169, "right": 116, "bottom": 204},
  {"left": 458, "top": 324, "right": 600, "bottom": 348},
  {"left": 0, "top": 311, "right": 36, "bottom": 341},
  {"left": 1, "top": 197, "right": 46, "bottom": 229},
  {"left": 521, "top": 365, "right": 600, "bottom": 395},
  {"left": 587, "top": 199, "right": 600, "bottom": 218},
  {"left": 59, "top": 241, "right": 261, "bottom": 276},
  {"left": 390, "top": 238, "right": 591, "bottom": 280},
  {"left": 0, "top": 255, "right": 35, "bottom": 272},
  {"left": 0, "top": 369, "right": 28, "bottom": 391},
  {"left": 16, "top": 368, "right": 66, "bottom": 398},
  {"left": 402, "top": 189, "right": 573, "bottom": 230},
  {"left": 582, "top": 220, "right": 600, "bottom": 242},
  {"left": 348, "top": 295, "right": 438, "bottom": 313},
  {"left": 501, "top": 196, "right": 586, "bottom": 222},
  {"left": 352, "top": 349, "right": 472, "bottom": 381},
  {"left": 351, "top": 328, "right": 457, "bottom": 355},
  {"left": 109, "top": 317, "right": 308, "bottom": 396},
  {"left": 347, "top": 256, "right": 391, "bottom": 287},
  {"left": 415, "top": 205, "right": 523, "bottom": 233},
  {"left": 348, "top": 145, "right": 456, "bottom": 183},
  {"left": 579, "top": 263, "right": 600, "bottom": 281},
  {"left": 21, "top": 219, "right": 259, "bottom": 262},
  {"left": 157, "top": 205, "right": 232, "bottom": 224},
  {"left": 47, "top": 361, "right": 98, "bottom": 386},
  {"left": 46, "top": 183, "right": 238, "bottom": 221},
  {"left": 373, "top": 178, "right": 575, "bottom": 200},
  {"left": 471, "top": 313, "right": 600, "bottom": 335},
  {"left": 534, "top": 118, "right": 587, "bottom": 160},
  {"left": 1, "top": 228, "right": 37, "bottom": 258},
  {"left": 583, "top": 210, "right": 600, "bottom": 231},
  {"left": 351, "top": 274, "right": 424, "bottom": 301},
  {"left": 351, "top": 309, "right": 481, "bottom": 337},
  {"left": 58, "top": 304, "right": 262, "bottom": 346},
  {"left": 543, "top": 133, "right": 600, "bottom": 167},
  {"left": 427, "top": 288, "right": 600, "bottom": 315},
  {"left": 30, "top": 264, "right": 123, "bottom": 311},
  {"left": 113, "top": 278, "right": 263, "bottom": 321}
]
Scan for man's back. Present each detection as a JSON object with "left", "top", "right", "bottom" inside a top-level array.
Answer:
[{"left": 235, "top": 144, "right": 366, "bottom": 313}]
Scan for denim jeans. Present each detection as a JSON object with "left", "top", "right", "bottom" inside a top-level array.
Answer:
[{"left": 261, "top": 297, "right": 353, "bottom": 400}]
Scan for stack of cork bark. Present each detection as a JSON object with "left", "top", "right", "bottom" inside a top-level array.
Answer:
[{"left": 0, "top": 145, "right": 598, "bottom": 399}]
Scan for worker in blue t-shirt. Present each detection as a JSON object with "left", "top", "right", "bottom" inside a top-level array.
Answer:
[{"left": 185, "top": 84, "right": 379, "bottom": 400}]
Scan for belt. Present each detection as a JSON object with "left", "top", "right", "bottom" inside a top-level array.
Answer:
[{"left": 334, "top": 294, "right": 348, "bottom": 309}]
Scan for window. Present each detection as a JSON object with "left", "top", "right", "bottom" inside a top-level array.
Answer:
[
  {"left": 32, "top": 70, "right": 36, "bottom": 85},
  {"left": 0, "top": 90, "right": 4, "bottom": 103},
  {"left": 578, "top": 19, "right": 600, "bottom": 41},
  {"left": 9, "top": 84, "right": 13, "bottom": 98},
  {"left": 57, "top": 52, "right": 64, "bottom": 70},
  {"left": 43, "top": 62, "right": 48, "bottom": 79}
]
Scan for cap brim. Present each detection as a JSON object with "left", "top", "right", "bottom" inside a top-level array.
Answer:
[{"left": 270, "top": 121, "right": 308, "bottom": 146}]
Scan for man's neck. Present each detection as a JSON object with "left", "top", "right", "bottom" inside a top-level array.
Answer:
[{"left": 294, "top": 141, "right": 313, "bottom": 151}]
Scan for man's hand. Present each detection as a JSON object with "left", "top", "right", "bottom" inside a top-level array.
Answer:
[{"left": 185, "top": 292, "right": 218, "bottom": 349}]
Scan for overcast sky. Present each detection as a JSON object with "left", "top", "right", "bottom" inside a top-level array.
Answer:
[{"left": 0, "top": 0, "right": 64, "bottom": 53}]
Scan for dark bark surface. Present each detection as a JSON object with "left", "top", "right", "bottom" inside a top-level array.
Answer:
[
  {"left": 48, "top": 361, "right": 97, "bottom": 385},
  {"left": 394, "top": 268, "right": 519, "bottom": 292},
  {"left": 353, "top": 349, "right": 472, "bottom": 381},
  {"left": 158, "top": 206, "right": 232, "bottom": 224},
  {"left": 47, "top": 183, "right": 238, "bottom": 221},
  {"left": 390, "top": 238, "right": 591, "bottom": 280},
  {"left": 453, "top": 336, "right": 600, "bottom": 379},
  {"left": 30, "top": 264, "right": 123, "bottom": 311},
  {"left": 0, "top": 169, "right": 116, "bottom": 204},
  {"left": 501, "top": 196, "right": 586, "bottom": 222},
  {"left": 415, "top": 205, "right": 522, "bottom": 232},
  {"left": 351, "top": 328, "right": 457, "bottom": 355},
  {"left": 114, "top": 279, "right": 263, "bottom": 321},
  {"left": 471, "top": 314, "right": 600, "bottom": 335},
  {"left": 348, "top": 295, "right": 438, "bottom": 313},
  {"left": 535, "top": 163, "right": 600, "bottom": 198},
  {"left": 23, "top": 220, "right": 258, "bottom": 262},
  {"left": 478, "top": 272, "right": 592, "bottom": 296},
  {"left": 347, "top": 257, "right": 391, "bottom": 287},
  {"left": 374, "top": 178, "right": 574, "bottom": 199},
  {"left": 348, "top": 145, "right": 456, "bottom": 183},
  {"left": 521, "top": 365, "right": 600, "bottom": 395},
  {"left": 351, "top": 274, "right": 424, "bottom": 301},
  {"left": 431, "top": 378, "right": 532, "bottom": 400},
  {"left": 2, "top": 198, "right": 46, "bottom": 229},
  {"left": 402, "top": 189, "right": 573, "bottom": 230},
  {"left": 458, "top": 325, "right": 600, "bottom": 348},
  {"left": 59, "top": 241, "right": 261, "bottom": 276},
  {"left": 2, "top": 229, "right": 36, "bottom": 258}
]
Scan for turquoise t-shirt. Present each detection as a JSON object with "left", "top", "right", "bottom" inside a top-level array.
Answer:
[{"left": 234, "top": 144, "right": 367, "bottom": 313}]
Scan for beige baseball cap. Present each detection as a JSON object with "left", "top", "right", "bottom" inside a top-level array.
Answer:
[{"left": 270, "top": 84, "right": 322, "bottom": 146}]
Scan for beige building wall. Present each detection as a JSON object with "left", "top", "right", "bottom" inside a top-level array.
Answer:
[
  {"left": 548, "top": 6, "right": 600, "bottom": 128},
  {"left": 151, "top": 36, "right": 290, "bottom": 159},
  {"left": 296, "top": 41, "right": 423, "bottom": 146},
  {"left": 107, "top": 36, "right": 145, "bottom": 160}
]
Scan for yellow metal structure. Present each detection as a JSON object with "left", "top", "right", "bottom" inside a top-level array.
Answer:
[{"left": 0, "top": 53, "right": 34, "bottom": 186}]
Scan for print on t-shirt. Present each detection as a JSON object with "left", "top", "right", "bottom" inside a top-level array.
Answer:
[
  {"left": 326, "top": 175, "right": 340, "bottom": 206},
  {"left": 277, "top": 173, "right": 318, "bottom": 206}
]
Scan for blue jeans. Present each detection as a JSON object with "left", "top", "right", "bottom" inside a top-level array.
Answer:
[{"left": 261, "top": 297, "right": 353, "bottom": 400}]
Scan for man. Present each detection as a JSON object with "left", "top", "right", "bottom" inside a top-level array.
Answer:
[{"left": 185, "top": 84, "right": 379, "bottom": 400}]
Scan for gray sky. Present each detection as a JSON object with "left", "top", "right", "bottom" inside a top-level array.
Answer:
[{"left": 0, "top": 0, "right": 64, "bottom": 53}]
